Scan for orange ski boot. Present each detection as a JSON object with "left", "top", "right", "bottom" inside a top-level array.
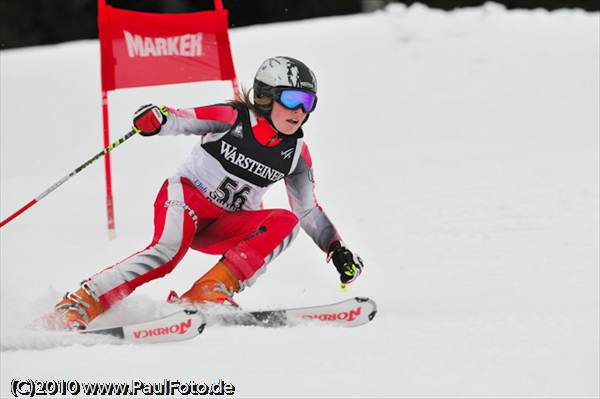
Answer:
[
  {"left": 50, "top": 280, "right": 105, "bottom": 330},
  {"left": 178, "top": 261, "right": 241, "bottom": 307}
]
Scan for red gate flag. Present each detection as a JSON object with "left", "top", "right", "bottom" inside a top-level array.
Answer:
[
  {"left": 98, "top": 1, "right": 237, "bottom": 90},
  {"left": 97, "top": 0, "right": 239, "bottom": 238}
]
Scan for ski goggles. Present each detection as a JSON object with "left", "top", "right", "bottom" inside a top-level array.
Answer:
[{"left": 275, "top": 89, "right": 318, "bottom": 113}]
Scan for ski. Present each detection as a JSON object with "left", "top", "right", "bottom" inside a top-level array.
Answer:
[
  {"left": 207, "top": 297, "right": 377, "bottom": 328},
  {"left": 81, "top": 297, "right": 377, "bottom": 344},
  {"left": 81, "top": 308, "right": 206, "bottom": 344}
]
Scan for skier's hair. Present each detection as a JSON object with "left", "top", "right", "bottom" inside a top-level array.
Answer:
[{"left": 230, "top": 86, "right": 272, "bottom": 117}]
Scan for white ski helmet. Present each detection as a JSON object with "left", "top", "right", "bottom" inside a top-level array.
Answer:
[{"left": 253, "top": 56, "right": 317, "bottom": 104}]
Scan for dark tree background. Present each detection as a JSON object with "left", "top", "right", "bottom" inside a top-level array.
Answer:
[{"left": 1, "top": 0, "right": 598, "bottom": 50}]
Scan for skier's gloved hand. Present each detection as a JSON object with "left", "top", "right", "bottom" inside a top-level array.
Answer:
[
  {"left": 327, "top": 241, "right": 364, "bottom": 284},
  {"left": 133, "top": 104, "right": 168, "bottom": 136}
]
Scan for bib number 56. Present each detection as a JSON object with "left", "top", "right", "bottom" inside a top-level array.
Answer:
[{"left": 210, "top": 177, "right": 251, "bottom": 211}]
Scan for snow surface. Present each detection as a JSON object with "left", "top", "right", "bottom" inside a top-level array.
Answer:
[{"left": 1, "top": 3, "right": 599, "bottom": 397}]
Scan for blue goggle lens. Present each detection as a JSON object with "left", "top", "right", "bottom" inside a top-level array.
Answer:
[{"left": 278, "top": 90, "right": 317, "bottom": 113}]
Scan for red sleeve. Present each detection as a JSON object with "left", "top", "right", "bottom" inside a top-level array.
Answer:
[
  {"left": 161, "top": 104, "right": 238, "bottom": 136},
  {"left": 193, "top": 105, "right": 238, "bottom": 125}
]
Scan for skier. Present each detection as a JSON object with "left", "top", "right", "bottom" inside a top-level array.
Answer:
[{"left": 50, "top": 56, "right": 364, "bottom": 330}]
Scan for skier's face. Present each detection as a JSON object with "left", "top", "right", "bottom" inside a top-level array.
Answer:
[{"left": 270, "top": 101, "right": 306, "bottom": 135}]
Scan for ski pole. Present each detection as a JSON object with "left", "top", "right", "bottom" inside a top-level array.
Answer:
[{"left": 0, "top": 129, "right": 138, "bottom": 229}]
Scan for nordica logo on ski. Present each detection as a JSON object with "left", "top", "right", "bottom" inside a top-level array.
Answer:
[
  {"left": 123, "top": 31, "right": 203, "bottom": 58},
  {"left": 302, "top": 306, "right": 362, "bottom": 322},
  {"left": 132, "top": 318, "right": 193, "bottom": 339},
  {"left": 220, "top": 141, "right": 285, "bottom": 182}
]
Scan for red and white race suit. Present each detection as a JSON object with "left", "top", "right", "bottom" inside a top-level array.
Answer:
[{"left": 87, "top": 103, "right": 342, "bottom": 308}]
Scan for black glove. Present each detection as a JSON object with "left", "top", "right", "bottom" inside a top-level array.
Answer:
[
  {"left": 327, "top": 241, "right": 364, "bottom": 284},
  {"left": 133, "top": 104, "right": 168, "bottom": 136}
]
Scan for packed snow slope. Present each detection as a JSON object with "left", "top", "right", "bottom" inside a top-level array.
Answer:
[{"left": 1, "top": 3, "right": 598, "bottom": 398}]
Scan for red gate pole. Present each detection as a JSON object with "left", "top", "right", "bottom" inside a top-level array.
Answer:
[
  {"left": 101, "top": 90, "right": 117, "bottom": 239},
  {"left": 98, "top": 0, "right": 117, "bottom": 239},
  {"left": 213, "top": 0, "right": 240, "bottom": 99}
]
